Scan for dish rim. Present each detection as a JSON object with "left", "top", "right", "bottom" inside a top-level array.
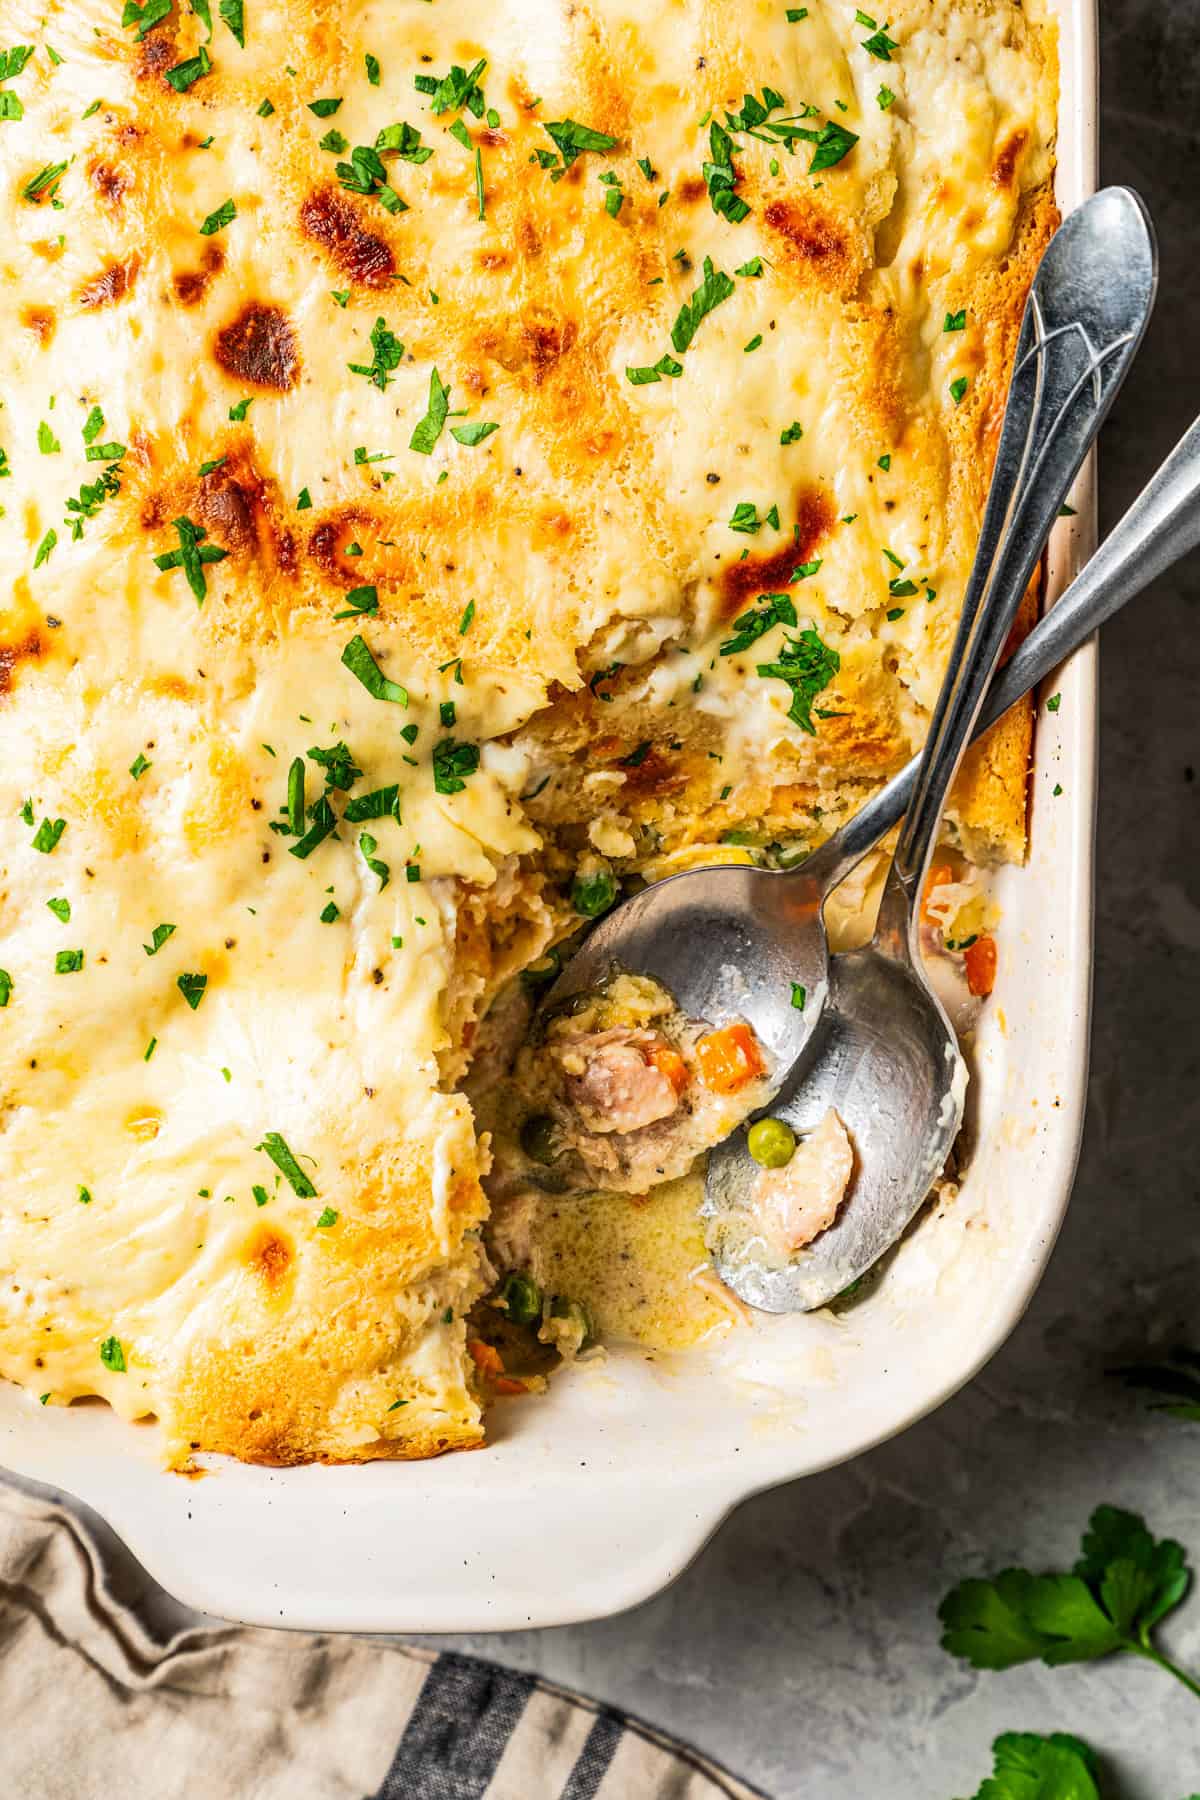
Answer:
[{"left": 0, "top": 0, "right": 1099, "bottom": 1632}]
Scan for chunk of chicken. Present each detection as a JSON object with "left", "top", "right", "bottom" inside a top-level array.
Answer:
[
  {"left": 750, "top": 1108, "right": 855, "bottom": 1254},
  {"left": 554, "top": 1028, "right": 683, "bottom": 1135}
]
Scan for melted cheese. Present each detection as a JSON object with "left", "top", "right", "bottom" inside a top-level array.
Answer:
[{"left": 0, "top": 0, "right": 1055, "bottom": 1464}]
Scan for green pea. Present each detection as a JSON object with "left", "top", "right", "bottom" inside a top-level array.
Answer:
[
  {"left": 571, "top": 869, "right": 618, "bottom": 918},
  {"left": 520, "top": 948, "right": 561, "bottom": 989},
  {"left": 499, "top": 1271, "right": 541, "bottom": 1325},
  {"left": 747, "top": 1117, "right": 796, "bottom": 1169},
  {"left": 519, "top": 1112, "right": 559, "bottom": 1164}
]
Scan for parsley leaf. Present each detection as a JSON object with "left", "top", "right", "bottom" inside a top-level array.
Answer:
[
  {"left": 432, "top": 738, "right": 480, "bottom": 795},
  {"left": 415, "top": 57, "right": 487, "bottom": 119},
  {"left": 720, "top": 593, "right": 797, "bottom": 655},
  {"left": 153, "top": 515, "right": 228, "bottom": 603},
  {"left": 358, "top": 830, "right": 389, "bottom": 888},
  {"left": 450, "top": 420, "right": 498, "bottom": 447},
  {"left": 348, "top": 316, "right": 404, "bottom": 391},
  {"left": 307, "top": 96, "right": 342, "bottom": 117},
  {"left": 861, "top": 26, "right": 899, "bottom": 59},
  {"left": 176, "top": 971, "right": 208, "bottom": 1009},
  {"left": 199, "top": 197, "right": 236, "bottom": 235},
  {"left": 119, "top": 0, "right": 170, "bottom": 41},
  {"left": 316, "top": 1206, "right": 338, "bottom": 1228},
  {"left": 38, "top": 421, "right": 60, "bottom": 454},
  {"left": 219, "top": 0, "right": 244, "bottom": 47},
  {"left": 333, "top": 583, "right": 379, "bottom": 619},
  {"left": 756, "top": 627, "right": 839, "bottom": 734},
  {"left": 541, "top": 117, "right": 617, "bottom": 174},
  {"left": 341, "top": 634, "right": 409, "bottom": 706},
  {"left": 289, "top": 795, "right": 338, "bottom": 859},
  {"left": 307, "top": 741, "right": 363, "bottom": 790},
  {"left": 809, "top": 120, "right": 859, "bottom": 172},
  {"left": 336, "top": 144, "right": 406, "bottom": 212},
  {"left": 256, "top": 1130, "right": 318, "bottom": 1197},
  {"left": 344, "top": 784, "right": 400, "bottom": 823},
  {"left": 23, "top": 161, "right": 68, "bottom": 202},
  {"left": 0, "top": 970, "right": 11, "bottom": 1008},
  {"left": 165, "top": 45, "right": 212, "bottom": 93},
  {"left": 99, "top": 1336, "right": 126, "bottom": 1373},
  {"left": 703, "top": 119, "right": 749, "bottom": 224},
  {"left": 670, "top": 256, "right": 735, "bottom": 353},
  {"left": 374, "top": 120, "right": 433, "bottom": 163},
  {"left": 32, "top": 817, "right": 66, "bottom": 853},
  {"left": 945, "top": 308, "right": 967, "bottom": 332},
  {"left": 625, "top": 353, "right": 683, "bottom": 385},
  {"left": 960, "top": 1732, "right": 1102, "bottom": 1800},
  {"left": 409, "top": 366, "right": 450, "bottom": 454},
  {"left": 939, "top": 1505, "right": 1198, "bottom": 1699},
  {"left": 143, "top": 922, "right": 177, "bottom": 956}
]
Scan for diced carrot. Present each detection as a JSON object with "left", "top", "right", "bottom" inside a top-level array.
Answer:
[
  {"left": 921, "top": 863, "right": 954, "bottom": 923},
  {"left": 964, "top": 934, "right": 997, "bottom": 998},
  {"left": 647, "top": 1042, "right": 689, "bottom": 1096},
  {"left": 695, "top": 1022, "right": 766, "bottom": 1094},
  {"left": 493, "top": 1376, "right": 530, "bottom": 1397},
  {"left": 467, "top": 1338, "right": 504, "bottom": 1377}
]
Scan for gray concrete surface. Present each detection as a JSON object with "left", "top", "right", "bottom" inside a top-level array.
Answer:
[
  {"left": 10, "top": 7, "right": 1200, "bottom": 1796},
  {"left": 433, "top": 10, "right": 1200, "bottom": 1793}
]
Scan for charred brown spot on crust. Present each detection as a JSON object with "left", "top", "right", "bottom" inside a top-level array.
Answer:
[
  {"left": 0, "top": 630, "right": 45, "bottom": 697},
  {"left": 677, "top": 175, "right": 707, "bottom": 204},
  {"left": 477, "top": 249, "right": 509, "bottom": 271},
  {"left": 992, "top": 129, "right": 1028, "bottom": 190},
  {"left": 480, "top": 127, "right": 508, "bottom": 148},
  {"left": 516, "top": 216, "right": 542, "bottom": 259},
  {"left": 522, "top": 312, "right": 577, "bottom": 382},
  {"left": 718, "top": 487, "right": 835, "bottom": 617},
  {"left": 20, "top": 306, "right": 56, "bottom": 345},
  {"left": 308, "top": 509, "right": 375, "bottom": 582},
  {"left": 192, "top": 451, "right": 296, "bottom": 577},
  {"left": 765, "top": 198, "right": 849, "bottom": 264},
  {"left": 616, "top": 747, "right": 687, "bottom": 797},
  {"left": 78, "top": 256, "right": 139, "bottom": 310},
  {"left": 213, "top": 302, "right": 299, "bottom": 391},
  {"left": 299, "top": 188, "right": 396, "bottom": 287},
  {"left": 174, "top": 242, "right": 223, "bottom": 306},
  {"left": 245, "top": 1227, "right": 293, "bottom": 1291},
  {"left": 89, "top": 160, "right": 131, "bottom": 207},
  {"left": 137, "top": 33, "right": 174, "bottom": 85}
]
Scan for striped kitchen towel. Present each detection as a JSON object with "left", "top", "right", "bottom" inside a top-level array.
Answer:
[{"left": 0, "top": 1482, "right": 764, "bottom": 1800}]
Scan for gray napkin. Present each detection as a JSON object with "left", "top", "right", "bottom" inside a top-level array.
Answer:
[{"left": 0, "top": 1481, "right": 763, "bottom": 1800}]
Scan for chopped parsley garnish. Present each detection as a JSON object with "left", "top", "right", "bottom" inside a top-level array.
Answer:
[
  {"left": 432, "top": 738, "right": 481, "bottom": 795},
  {"left": 341, "top": 634, "right": 409, "bottom": 705},
  {"left": 0, "top": 970, "right": 11, "bottom": 1008},
  {"left": 82, "top": 405, "right": 104, "bottom": 444},
  {"left": 288, "top": 795, "right": 337, "bottom": 859},
  {"left": 415, "top": 56, "right": 487, "bottom": 118},
  {"left": 33, "top": 527, "right": 56, "bottom": 568},
  {"left": 307, "top": 96, "right": 343, "bottom": 118},
  {"left": 1047, "top": 692, "right": 1061, "bottom": 712},
  {"left": 218, "top": 0, "right": 245, "bottom": 48},
  {"left": 308, "top": 741, "right": 363, "bottom": 790},
  {"left": 153, "top": 516, "right": 228, "bottom": 603},
  {"left": 99, "top": 1336, "right": 126, "bottom": 1372},
  {"left": 316, "top": 1206, "right": 338, "bottom": 1228},
  {"left": 756, "top": 627, "right": 840, "bottom": 734},
  {"left": 625, "top": 353, "right": 683, "bottom": 385},
  {"left": 439, "top": 700, "right": 456, "bottom": 728},
  {"left": 296, "top": 486, "right": 312, "bottom": 509},
  {"left": 720, "top": 593, "right": 797, "bottom": 655},
  {"left": 886, "top": 606, "right": 905, "bottom": 621},
  {"left": 703, "top": 118, "right": 749, "bottom": 224},
  {"left": 336, "top": 144, "right": 406, "bottom": 213},
  {"left": 861, "top": 26, "right": 899, "bottom": 59},
  {"left": 878, "top": 453, "right": 891, "bottom": 471},
  {"left": 334, "top": 583, "right": 379, "bottom": 619},
  {"left": 365, "top": 53, "right": 380, "bottom": 86},
  {"left": 319, "top": 900, "right": 339, "bottom": 923},
  {"left": 46, "top": 897, "right": 71, "bottom": 922},
  {"left": 540, "top": 117, "right": 618, "bottom": 180},
  {"left": 728, "top": 500, "right": 779, "bottom": 534},
  {"left": 120, "top": 0, "right": 170, "bottom": 40},
  {"left": 950, "top": 375, "right": 969, "bottom": 404},
  {"left": 176, "top": 971, "right": 208, "bottom": 1009},
  {"left": 344, "top": 784, "right": 401, "bottom": 823},
  {"left": 256, "top": 1130, "right": 318, "bottom": 1197},
  {"left": 670, "top": 256, "right": 735, "bottom": 353},
  {"left": 78, "top": 1185, "right": 91, "bottom": 1204},
  {"left": 744, "top": 334, "right": 763, "bottom": 353},
  {"left": 55, "top": 949, "right": 84, "bottom": 974},
  {"left": 228, "top": 396, "right": 252, "bottom": 421},
  {"left": 165, "top": 45, "right": 212, "bottom": 93},
  {"left": 285, "top": 757, "right": 305, "bottom": 835},
  {"left": 32, "top": 817, "right": 66, "bottom": 853},
  {"left": 409, "top": 367, "right": 451, "bottom": 454},
  {"left": 38, "top": 421, "right": 60, "bottom": 454},
  {"left": 257, "top": 97, "right": 275, "bottom": 117},
  {"left": 144, "top": 922, "right": 176, "bottom": 955},
  {"left": 199, "top": 197, "right": 236, "bottom": 235},
  {"left": 780, "top": 421, "right": 804, "bottom": 445},
  {"left": 348, "top": 316, "right": 404, "bottom": 391},
  {"left": 23, "top": 161, "right": 68, "bottom": 202},
  {"left": 889, "top": 578, "right": 918, "bottom": 598},
  {"left": 197, "top": 456, "right": 226, "bottom": 477},
  {"left": 877, "top": 85, "right": 896, "bottom": 109},
  {"left": 736, "top": 256, "right": 764, "bottom": 277},
  {"left": 790, "top": 981, "right": 806, "bottom": 1009},
  {"left": 458, "top": 598, "right": 475, "bottom": 634},
  {"left": 358, "top": 831, "right": 389, "bottom": 888},
  {"left": 944, "top": 309, "right": 967, "bottom": 332},
  {"left": 809, "top": 121, "right": 859, "bottom": 172},
  {"left": 374, "top": 120, "right": 433, "bottom": 163},
  {"left": 65, "top": 462, "right": 123, "bottom": 539},
  {"left": 450, "top": 420, "right": 498, "bottom": 446},
  {"left": 319, "top": 128, "right": 349, "bottom": 157}
]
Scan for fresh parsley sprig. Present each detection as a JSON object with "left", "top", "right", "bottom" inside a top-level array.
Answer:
[{"left": 939, "top": 1505, "right": 1200, "bottom": 1704}]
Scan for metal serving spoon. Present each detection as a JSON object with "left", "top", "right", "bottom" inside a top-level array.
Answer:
[
  {"left": 539, "top": 188, "right": 1155, "bottom": 1096},
  {"left": 705, "top": 402, "right": 1200, "bottom": 1310}
]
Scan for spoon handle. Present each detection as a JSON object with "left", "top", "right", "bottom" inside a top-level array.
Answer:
[{"left": 801, "top": 188, "right": 1157, "bottom": 905}]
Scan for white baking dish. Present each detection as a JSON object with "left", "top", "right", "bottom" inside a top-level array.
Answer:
[{"left": 0, "top": 1, "right": 1098, "bottom": 1631}]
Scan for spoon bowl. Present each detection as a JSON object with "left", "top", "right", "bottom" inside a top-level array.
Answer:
[{"left": 701, "top": 944, "right": 965, "bottom": 1312}]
